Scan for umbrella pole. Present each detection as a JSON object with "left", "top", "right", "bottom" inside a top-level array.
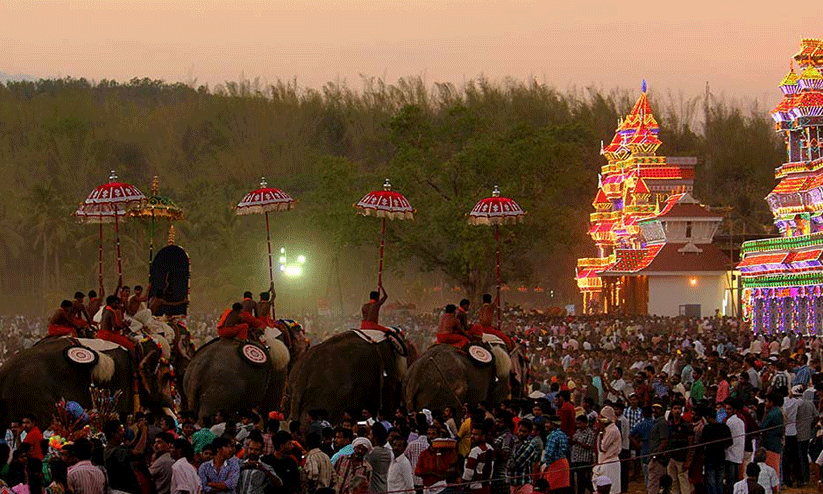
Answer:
[
  {"left": 265, "top": 211, "right": 274, "bottom": 287},
  {"left": 149, "top": 213, "right": 155, "bottom": 275},
  {"left": 378, "top": 217, "right": 386, "bottom": 289},
  {"left": 98, "top": 216, "right": 104, "bottom": 295},
  {"left": 115, "top": 208, "right": 123, "bottom": 286},
  {"left": 495, "top": 223, "right": 501, "bottom": 330}
]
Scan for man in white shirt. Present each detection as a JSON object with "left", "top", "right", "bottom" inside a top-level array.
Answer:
[
  {"left": 605, "top": 367, "right": 627, "bottom": 403},
  {"left": 171, "top": 438, "right": 203, "bottom": 494},
  {"left": 724, "top": 399, "right": 745, "bottom": 488},
  {"left": 753, "top": 448, "right": 778, "bottom": 494},
  {"left": 782, "top": 386, "right": 801, "bottom": 487},
  {"left": 387, "top": 436, "right": 414, "bottom": 494}
]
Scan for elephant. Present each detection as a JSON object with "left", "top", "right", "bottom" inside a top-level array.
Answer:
[
  {"left": 183, "top": 320, "right": 308, "bottom": 420},
  {"left": 0, "top": 336, "right": 175, "bottom": 428},
  {"left": 404, "top": 342, "right": 513, "bottom": 415},
  {"left": 286, "top": 328, "right": 412, "bottom": 425}
]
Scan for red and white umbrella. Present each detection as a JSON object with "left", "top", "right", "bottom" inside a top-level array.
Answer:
[
  {"left": 355, "top": 179, "right": 414, "bottom": 289},
  {"left": 468, "top": 185, "right": 526, "bottom": 329},
  {"left": 236, "top": 177, "right": 297, "bottom": 286},
  {"left": 74, "top": 171, "right": 146, "bottom": 290}
]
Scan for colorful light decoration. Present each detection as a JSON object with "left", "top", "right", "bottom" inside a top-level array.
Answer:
[
  {"left": 576, "top": 82, "right": 698, "bottom": 313},
  {"left": 739, "top": 38, "right": 823, "bottom": 334}
]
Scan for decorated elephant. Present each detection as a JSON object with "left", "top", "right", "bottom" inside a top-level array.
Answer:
[
  {"left": 0, "top": 336, "right": 175, "bottom": 428},
  {"left": 183, "top": 320, "right": 307, "bottom": 420},
  {"left": 404, "top": 339, "right": 512, "bottom": 414},
  {"left": 286, "top": 327, "right": 412, "bottom": 425}
]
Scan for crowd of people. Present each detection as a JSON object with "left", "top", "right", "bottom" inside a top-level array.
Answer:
[{"left": 8, "top": 288, "right": 823, "bottom": 494}]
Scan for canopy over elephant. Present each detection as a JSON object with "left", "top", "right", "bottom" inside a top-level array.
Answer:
[
  {"left": 183, "top": 320, "right": 308, "bottom": 420},
  {"left": 404, "top": 341, "right": 513, "bottom": 414},
  {"left": 0, "top": 336, "right": 175, "bottom": 428},
  {"left": 286, "top": 328, "right": 413, "bottom": 425}
]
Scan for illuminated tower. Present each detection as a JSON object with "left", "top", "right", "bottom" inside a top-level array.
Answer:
[
  {"left": 739, "top": 38, "right": 823, "bottom": 333},
  {"left": 577, "top": 83, "right": 728, "bottom": 316}
]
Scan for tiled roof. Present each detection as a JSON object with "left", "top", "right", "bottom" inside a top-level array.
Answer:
[
  {"left": 640, "top": 167, "right": 695, "bottom": 179},
  {"left": 656, "top": 202, "right": 723, "bottom": 219},
  {"left": 641, "top": 243, "right": 730, "bottom": 272},
  {"left": 601, "top": 244, "right": 664, "bottom": 273}
]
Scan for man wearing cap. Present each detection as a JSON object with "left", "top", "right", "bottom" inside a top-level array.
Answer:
[
  {"left": 647, "top": 401, "right": 669, "bottom": 494},
  {"left": 612, "top": 402, "right": 630, "bottom": 494},
  {"left": 595, "top": 406, "right": 621, "bottom": 494},
  {"left": 333, "top": 437, "right": 373, "bottom": 494}
]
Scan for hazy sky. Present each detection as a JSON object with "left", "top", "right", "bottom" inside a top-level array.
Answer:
[{"left": 1, "top": 0, "right": 819, "bottom": 102}]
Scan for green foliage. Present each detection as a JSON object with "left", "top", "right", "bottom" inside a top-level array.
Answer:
[{"left": 0, "top": 77, "right": 784, "bottom": 314}]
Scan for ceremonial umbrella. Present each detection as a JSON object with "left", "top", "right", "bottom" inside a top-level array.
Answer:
[
  {"left": 74, "top": 171, "right": 146, "bottom": 290},
  {"left": 128, "top": 176, "right": 184, "bottom": 268},
  {"left": 355, "top": 179, "right": 414, "bottom": 289},
  {"left": 467, "top": 185, "right": 526, "bottom": 329},
  {"left": 236, "top": 177, "right": 297, "bottom": 286}
]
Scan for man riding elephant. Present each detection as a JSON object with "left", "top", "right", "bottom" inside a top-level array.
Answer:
[
  {"left": 436, "top": 304, "right": 471, "bottom": 348},
  {"left": 472, "top": 294, "right": 513, "bottom": 350},
  {"left": 184, "top": 318, "right": 307, "bottom": 420},
  {"left": 360, "top": 286, "right": 389, "bottom": 331}
]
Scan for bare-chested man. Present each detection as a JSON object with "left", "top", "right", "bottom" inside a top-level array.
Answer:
[
  {"left": 255, "top": 282, "right": 276, "bottom": 327},
  {"left": 119, "top": 286, "right": 131, "bottom": 308},
  {"left": 217, "top": 303, "right": 250, "bottom": 340},
  {"left": 360, "top": 286, "right": 388, "bottom": 331},
  {"left": 436, "top": 304, "right": 469, "bottom": 348},
  {"left": 474, "top": 293, "right": 512, "bottom": 349},
  {"left": 456, "top": 299, "right": 471, "bottom": 333},
  {"left": 98, "top": 295, "right": 134, "bottom": 350},
  {"left": 48, "top": 300, "right": 80, "bottom": 337},
  {"left": 70, "top": 292, "right": 93, "bottom": 330},
  {"left": 148, "top": 287, "right": 188, "bottom": 315},
  {"left": 86, "top": 289, "right": 103, "bottom": 320},
  {"left": 241, "top": 291, "right": 257, "bottom": 315},
  {"left": 126, "top": 284, "right": 151, "bottom": 317}
]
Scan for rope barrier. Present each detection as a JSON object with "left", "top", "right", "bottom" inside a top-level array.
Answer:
[{"left": 371, "top": 418, "right": 795, "bottom": 494}]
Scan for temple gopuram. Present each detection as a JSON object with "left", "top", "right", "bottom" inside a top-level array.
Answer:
[
  {"left": 739, "top": 38, "right": 823, "bottom": 333},
  {"left": 577, "top": 83, "right": 730, "bottom": 316}
]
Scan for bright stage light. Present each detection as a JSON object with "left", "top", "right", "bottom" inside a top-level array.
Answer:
[
  {"left": 689, "top": 277, "right": 697, "bottom": 287},
  {"left": 297, "top": 255, "right": 306, "bottom": 264},
  {"left": 279, "top": 256, "right": 287, "bottom": 264},
  {"left": 284, "top": 265, "right": 303, "bottom": 277}
]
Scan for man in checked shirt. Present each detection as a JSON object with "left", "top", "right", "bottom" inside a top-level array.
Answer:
[{"left": 507, "top": 419, "right": 541, "bottom": 494}]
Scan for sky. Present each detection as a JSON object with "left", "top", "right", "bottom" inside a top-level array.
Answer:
[{"left": 0, "top": 0, "right": 819, "bottom": 103}]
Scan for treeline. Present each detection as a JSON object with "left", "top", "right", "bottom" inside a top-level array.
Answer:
[{"left": 0, "top": 77, "right": 783, "bottom": 315}]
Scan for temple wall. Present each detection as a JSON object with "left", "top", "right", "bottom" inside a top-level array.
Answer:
[{"left": 647, "top": 274, "right": 728, "bottom": 317}]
